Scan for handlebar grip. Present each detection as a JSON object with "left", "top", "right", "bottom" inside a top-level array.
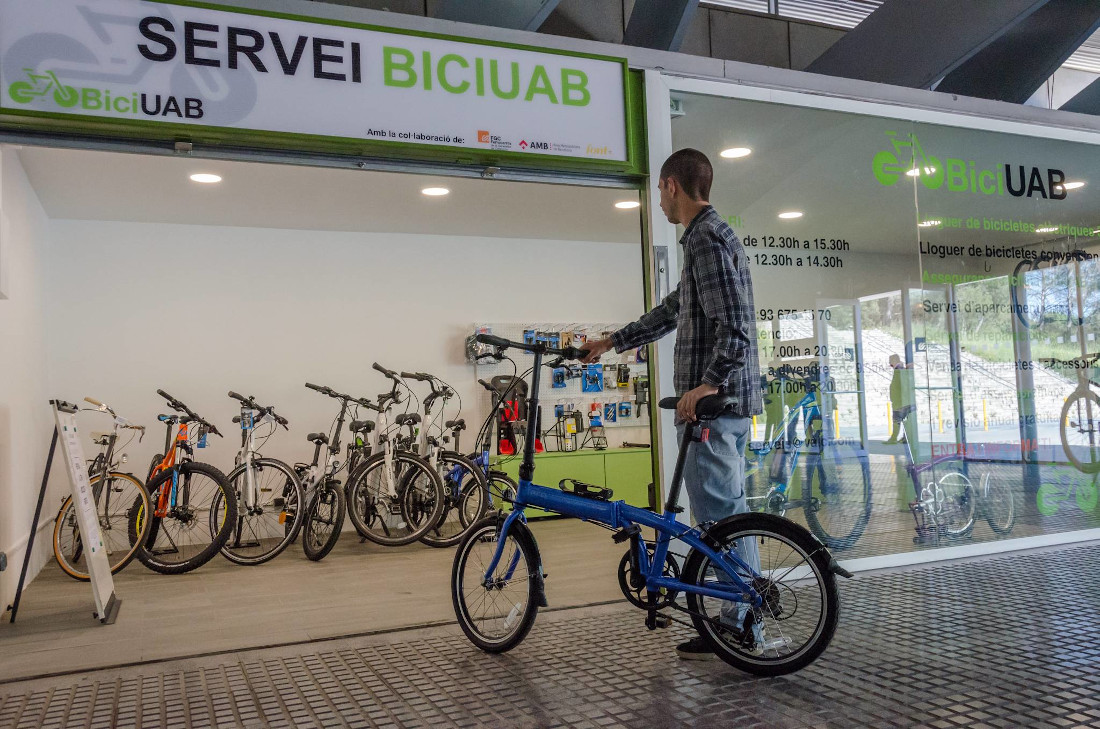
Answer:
[
  {"left": 276, "top": 414, "right": 289, "bottom": 426},
  {"left": 562, "top": 346, "right": 589, "bottom": 361},
  {"left": 156, "top": 389, "right": 173, "bottom": 401},
  {"left": 400, "top": 371, "right": 417, "bottom": 379},
  {"left": 210, "top": 424, "right": 223, "bottom": 437},
  {"left": 84, "top": 396, "right": 104, "bottom": 407},
  {"left": 475, "top": 333, "right": 511, "bottom": 348},
  {"left": 228, "top": 391, "right": 247, "bottom": 402},
  {"left": 305, "top": 383, "right": 326, "bottom": 392},
  {"left": 372, "top": 362, "right": 398, "bottom": 378},
  {"left": 478, "top": 379, "right": 494, "bottom": 391}
]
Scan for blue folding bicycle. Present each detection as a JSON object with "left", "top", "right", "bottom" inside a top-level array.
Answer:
[{"left": 451, "top": 334, "right": 850, "bottom": 676}]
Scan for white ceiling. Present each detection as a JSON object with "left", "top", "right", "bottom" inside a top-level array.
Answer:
[{"left": 14, "top": 146, "right": 642, "bottom": 244}]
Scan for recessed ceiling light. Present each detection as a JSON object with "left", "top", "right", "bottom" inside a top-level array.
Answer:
[
  {"left": 918, "top": 220, "right": 942, "bottom": 228},
  {"left": 719, "top": 147, "right": 752, "bottom": 159},
  {"left": 1036, "top": 226, "right": 1058, "bottom": 234},
  {"left": 421, "top": 187, "right": 450, "bottom": 196},
  {"left": 614, "top": 200, "right": 641, "bottom": 209},
  {"left": 190, "top": 173, "right": 222, "bottom": 184},
  {"left": 777, "top": 211, "right": 803, "bottom": 219}
]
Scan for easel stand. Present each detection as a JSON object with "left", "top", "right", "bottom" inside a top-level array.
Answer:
[{"left": 6, "top": 400, "right": 120, "bottom": 625}]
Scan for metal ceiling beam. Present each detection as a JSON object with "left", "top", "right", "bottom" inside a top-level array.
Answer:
[
  {"left": 936, "top": 0, "right": 1100, "bottom": 104},
  {"left": 431, "top": 0, "right": 562, "bottom": 32},
  {"left": 623, "top": 0, "right": 700, "bottom": 52},
  {"left": 1060, "top": 76, "right": 1100, "bottom": 115},
  {"left": 805, "top": 0, "right": 1050, "bottom": 89}
]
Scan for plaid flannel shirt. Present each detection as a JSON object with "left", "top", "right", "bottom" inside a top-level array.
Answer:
[{"left": 612, "top": 206, "right": 762, "bottom": 417}]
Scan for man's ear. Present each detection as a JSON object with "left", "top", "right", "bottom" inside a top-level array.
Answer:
[{"left": 664, "top": 176, "right": 678, "bottom": 197}]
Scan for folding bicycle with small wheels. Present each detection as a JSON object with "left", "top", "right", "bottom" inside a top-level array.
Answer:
[{"left": 451, "top": 334, "right": 849, "bottom": 676}]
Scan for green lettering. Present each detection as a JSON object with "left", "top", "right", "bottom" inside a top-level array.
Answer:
[
  {"left": 438, "top": 53, "right": 470, "bottom": 94},
  {"left": 490, "top": 59, "right": 519, "bottom": 99},
  {"left": 383, "top": 46, "right": 416, "bottom": 88},
  {"left": 475, "top": 57, "right": 485, "bottom": 96},
  {"left": 525, "top": 65, "right": 558, "bottom": 103},
  {"left": 560, "top": 68, "right": 590, "bottom": 107},
  {"left": 81, "top": 87, "right": 102, "bottom": 110},
  {"left": 979, "top": 169, "right": 996, "bottom": 195},
  {"left": 946, "top": 158, "right": 967, "bottom": 191},
  {"left": 422, "top": 51, "right": 432, "bottom": 90}
]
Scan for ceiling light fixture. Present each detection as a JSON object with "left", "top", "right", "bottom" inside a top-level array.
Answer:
[
  {"left": 777, "top": 211, "right": 803, "bottom": 219},
  {"left": 189, "top": 173, "right": 222, "bottom": 184},
  {"left": 918, "top": 220, "right": 942, "bottom": 228},
  {"left": 614, "top": 200, "right": 641, "bottom": 209},
  {"left": 421, "top": 187, "right": 450, "bottom": 196},
  {"left": 719, "top": 147, "right": 752, "bottom": 159}
]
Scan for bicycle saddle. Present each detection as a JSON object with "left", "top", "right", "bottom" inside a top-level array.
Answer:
[
  {"left": 307, "top": 432, "right": 329, "bottom": 445},
  {"left": 394, "top": 413, "right": 421, "bottom": 427},
  {"left": 349, "top": 419, "right": 375, "bottom": 433},
  {"left": 445, "top": 419, "right": 466, "bottom": 431},
  {"left": 658, "top": 394, "right": 739, "bottom": 421}
]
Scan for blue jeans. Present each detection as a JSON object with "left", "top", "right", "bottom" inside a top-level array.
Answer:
[{"left": 676, "top": 415, "right": 762, "bottom": 637}]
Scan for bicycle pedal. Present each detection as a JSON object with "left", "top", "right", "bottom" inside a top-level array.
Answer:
[{"left": 654, "top": 614, "right": 671, "bottom": 629}]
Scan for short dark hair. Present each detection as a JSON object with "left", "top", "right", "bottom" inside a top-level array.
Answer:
[{"left": 660, "top": 148, "right": 713, "bottom": 201}]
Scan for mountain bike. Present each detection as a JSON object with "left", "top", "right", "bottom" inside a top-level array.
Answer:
[
  {"left": 452, "top": 334, "right": 847, "bottom": 676},
  {"left": 344, "top": 364, "right": 446, "bottom": 546},
  {"left": 216, "top": 391, "right": 304, "bottom": 565},
  {"left": 52, "top": 397, "right": 151, "bottom": 580},
  {"left": 401, "top": 371, "right": 488, "bottom": 548},
  {"left": 131, "top": 390, "right": 237, "bottom": 574},
  {"left": 745, "top": 374, "right": 872, "bottom": 551},
  {"left": 1040, "top": 353, "right": 1100, "bottom": 474}
]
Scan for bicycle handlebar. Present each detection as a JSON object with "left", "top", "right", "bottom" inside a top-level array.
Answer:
[
  {"left": 228, "top": 390, "right": 290, "bottom": 428},
  {"left": 84, "top": 396, "right": 104, "bottom": 407},
  {"left": 474, "top": 333, "right": 588, "bottom": 360},
  {"left": 156, "top": 389, "right": 221, "bottom": 437},
  {"left": 373, "top": 362, "right": 399, "bottom": 379}
]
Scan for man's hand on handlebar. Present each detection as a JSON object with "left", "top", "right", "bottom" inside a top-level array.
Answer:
[
  {"left": 677, "top": 383, "right": 719, "bottom": 422},
  {"left": 581, "top": 337, "right": 615, "bottom": 364}
]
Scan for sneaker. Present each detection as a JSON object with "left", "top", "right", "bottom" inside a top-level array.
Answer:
[{"left": 676, "top": 636, "right": 714, "bottom": 661}]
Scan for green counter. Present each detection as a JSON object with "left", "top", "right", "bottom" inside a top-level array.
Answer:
[{"left": 495, "top": 447, "right": 655, "bottom": 518}]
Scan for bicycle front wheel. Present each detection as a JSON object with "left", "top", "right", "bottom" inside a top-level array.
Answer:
[
  {"left": 936, "top": 466, "right": 976, "bottom": 538},
  {"left": 53, "top": 471, "right": 151, "bottom": 581},
  {"left": 347, "top": 451, "right": 445, "bottom": 546},
  {"left": 421, "top": 452, "right": 489, "bottom": 548},
  {"left": 302, "top": 482, "right": 345, "bottom": 561},
  {"left": 683, "top": 513, "right": 839, "bottom": 676},
  {"left": 220, "top": 458, "right": 304, "bottom": 566},
  {"left": 133, "top": 462, "right": 237, "bottom": 575},
  {"left": 1061, "top": 390, "right": 1100, "bottom": 474},
  {"left": 452, "top": 516, "right": 540, "bottom": 653},
  {"left": 978, "top": 468, "right": 1016, "bottom": 535},
  {"left": 804, "top": 443, "right": 871, "bottom": 551}
]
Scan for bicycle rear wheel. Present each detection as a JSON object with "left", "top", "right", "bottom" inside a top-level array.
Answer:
[
  {"left": 53, "top": 471, "right": 151, "bottom": 581},
  {"left": 347, "top": 451, "right": 444, "bottom": 546},
  {"left": 421, "top": 452, "right": 489, "bottom": 548},
  {"left": 683, "top": 513, "right": 839, "bottom": 676},
  {"left": 1061, "top": 390, "right": 1100, "bottom": 474},
  {"left": 934, "top": 464, "right": 976, "bottom": 538},
  {"left": 804, "top": 443, "right": 871, "bottom": 551},
  {"left": 978, "top": 468, "right": 1016, "bottom": 535},
  {"left": 133, "top": 462, "right": 237, "bottom": 575},
  {"left": 302, "top": 482, "right": 345, "bottom": 561},
  {"left": 220, "top": 458, "right": 304, "bottom": 566}
]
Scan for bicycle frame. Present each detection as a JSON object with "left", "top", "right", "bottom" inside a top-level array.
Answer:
[
  {"left": 746, "top": 381, "right": 823, "bottom": 505},
  {"left": 151, "top": 419, "right": 192, "bottom": 518},
  {"left": 483, "top": 347, "right": 764, "bottom": 609}
]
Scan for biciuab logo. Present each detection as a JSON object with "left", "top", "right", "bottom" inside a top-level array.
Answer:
[
  {"left": 8, "top": 68, "right": 79, "bottom": 107},
  {"left": 872, "top": 131, "right": 1068, "bottom": 201}
]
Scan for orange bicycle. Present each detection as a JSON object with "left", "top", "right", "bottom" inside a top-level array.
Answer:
[{"left": 130, "top": 390, "right": 238, "bottom": 574}]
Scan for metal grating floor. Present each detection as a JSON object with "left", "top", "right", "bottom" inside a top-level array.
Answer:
[{"left": 2, "top": 542, "right": 1099, "bottom": 729}]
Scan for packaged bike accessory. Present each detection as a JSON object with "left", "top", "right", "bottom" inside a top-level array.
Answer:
[
  {"left": 589, "top": 404, "right": 603, "bottom": 428},
  {"left": 634, "top": 376, "right": 650, "bottom": 407},
  {"left": 604, "top": 402, "right": 618, "bottom": 424},
  {"left": 582, "top": 364, "right": 604, "bottom": 393},
  {"left": 552, "top": 368, "right": 567, "bottom": 388},
  {"left": 619, "top": 402, "right": 632, "bottom": 418},
  {"left": 523, "top": 329, "right": 536, "bottom": 346},
  {"left": 617, "top": 364, "right": 631, "bottom": 388},
  {"left": 554, "top": 403, "right": 565, "bottom": 418}
]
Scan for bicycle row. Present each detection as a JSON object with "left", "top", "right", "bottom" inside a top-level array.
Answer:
[{"left": 53, "top": 361, "right": 526, "bottom": 579}]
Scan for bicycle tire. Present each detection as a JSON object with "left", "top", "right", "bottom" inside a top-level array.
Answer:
[
  {"left": 1061, "top": 390, "right": 1100, "bottom": 474},
  {"left": 302, "top": 482, "right": 345, "bottom": 561},
  {"left": 452, "top": 515, "right": 540, "bottom": 653},
  {"left": 487, "top": 472, "right": 518, "bottom": 505},
  {"left": 978, "top": 468, "right": 1016, "bottom": 535},
  {"left": 935, "top": 464, "right": 976, "bottom": 539},
  {"left": 53, "top": 471, "right": 151, "bottom": 581},
  {"left": 220, "top": 458, "right": 305, "bottom": 566},
  {"left": 1010, "top": 259, "right": 1039, "bottom": 329},
  {"left": 683, "top": 513, "right": 839, "bottom": 676},
  {"left": 803, "top": 442, "right": 872, "bottom": 551},
  {"left": 346, "top": 451, "right": 445, "bottom": 546},
  {"left": 132, "top": 461, "right": 237, "bottom": 575},
  {"left": 421, "top": 451, "right": 489, "bottom": 548}
]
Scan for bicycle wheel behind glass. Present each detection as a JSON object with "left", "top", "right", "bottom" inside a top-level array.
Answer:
[
  {"left": 934, "top": 464, "right": 976, "bottom": 538},
  {"left": 219, "top": 458, "right": 305, "bottom": 566},
  {"left": 452, "top": 516, "right": 539, "bottom": 653},
  {"left": 302, "top": 482, "right": 345, "bottom": 561},
  {"left": 804, "top": 442, "right": 871, "bottom": 551},
  {"left": 53, "top": 471, "right": 151, "bottom": 581},
  {"left": 421, "top": 452, "right": 489, "bottom": 548},
  {"left": 683, "top": 513, "right": 839, "bottom": 676},
  {"left": 1061, "top": 390, "right": 1100, "bottom": 474},
  {"left": 978, "top": 468, "right": 1016, "bottom": 535},
  {"left": 347, "top": 451, "right": 445, "bottom": 546},
  {"left": 133, "top": 462, "right": 237, "bottom": 575}
]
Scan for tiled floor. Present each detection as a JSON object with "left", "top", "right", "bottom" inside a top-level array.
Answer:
[{"left": 2, "top": 542, "right": 1098, "bottom": 728}]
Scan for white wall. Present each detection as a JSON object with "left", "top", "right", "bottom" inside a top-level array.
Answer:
[
  {"left": 45, "top": 220, "right": 645, "bottom": 475},
  {"left": 0, "top": 148, "right": 55, "bottom": 610}
]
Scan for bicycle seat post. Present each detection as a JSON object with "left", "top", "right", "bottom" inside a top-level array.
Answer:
[{"left": 520, "top": 349, "right": 545, "bottom": 484}]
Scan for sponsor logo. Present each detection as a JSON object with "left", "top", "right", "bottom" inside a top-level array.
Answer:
[
  {"left": 7, "top": 68, "right": 203, "bottom": 119},
  {"left": 586, "top": 144, "right": 611, "bottom": 156},
  {"left": 519, "top": 139, "right": 528, "bottom": 149},
  {"left": 477, "top": 130, "right": 490, "bottom": 143},
  {"left": 872, "top": 131, "right": 1067, "bottom": 201}
]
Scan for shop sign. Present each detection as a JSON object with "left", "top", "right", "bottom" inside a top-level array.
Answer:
[{"left": 0, "top": 0, "right": 628, "bottom": 162}]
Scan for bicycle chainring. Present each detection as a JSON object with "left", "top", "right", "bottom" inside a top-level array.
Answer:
[{"left": 617, "top": 542, "right": 680, "bottom": 609}]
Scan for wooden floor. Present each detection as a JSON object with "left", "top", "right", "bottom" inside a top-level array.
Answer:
[{"left": 0, "top": 520, "right": 627, "bottom": 683}]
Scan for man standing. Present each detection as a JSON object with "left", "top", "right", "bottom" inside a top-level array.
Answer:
[{"left": 583, "top": 148, "right": 762, "bottom": 660}]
